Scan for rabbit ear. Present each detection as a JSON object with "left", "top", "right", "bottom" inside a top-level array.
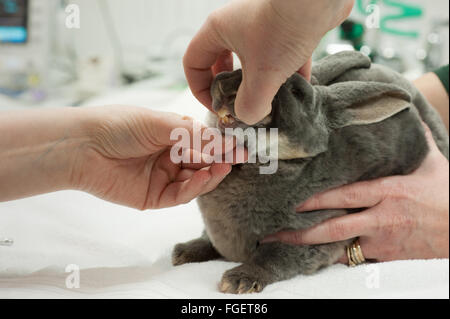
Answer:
[
  {"left": 210, "top": 70, "right": 242, "bottom": 112},
  {"left": 211, "top": 81, "right": 225, "bottom": 112},
  {"left": 312, "top": 51, "right": 371, "bottom": 85},
  {"left": 324, "top": 81, "right": 412, "bottom": 128},
  {"left": 273, "top": 74, "right": 330, "bottom": 160}
]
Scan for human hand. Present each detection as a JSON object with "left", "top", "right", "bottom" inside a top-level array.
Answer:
[
  {"left": 184, "top": 0, "right": 354, "bottom": 124},
  {"left": 263, "top": 125, "right": 449, "bottom": 263},
  {"left": 73, "top": 106, "right": 246, "bottom": 210}
]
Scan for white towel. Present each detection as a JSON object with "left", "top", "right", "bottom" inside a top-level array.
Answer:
[
  {"left": 0, "top": 88, "right": 448, "bottom": 298},
  {"left": 0, "top": 190, "right": 448, "bottom": 298}
]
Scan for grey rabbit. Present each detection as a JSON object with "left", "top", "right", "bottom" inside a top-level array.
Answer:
[{"left": 171, "top": 51, "right": 449, "bottom": 294}]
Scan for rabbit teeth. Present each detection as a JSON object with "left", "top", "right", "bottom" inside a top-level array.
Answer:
[
  {"left": 221, "top": 115, "right": 235, "bottom": 125},
  {"left": 218, "top": 108, "right": 235, "bottom": 125}
]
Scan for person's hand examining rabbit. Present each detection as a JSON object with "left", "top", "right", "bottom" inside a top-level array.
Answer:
[
  {"left": 0, "top": 106, "right": 246, "bottom": 210},
  {"left": 263, "top": 125, "right": 449, "bottom": 262},
  {"left": 263, "top": 66, "right": 450, "bottom": 262},
  {"left": 183, "top": 0, "right": 355, "bottom": 124}
]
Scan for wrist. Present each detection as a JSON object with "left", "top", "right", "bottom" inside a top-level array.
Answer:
[
  {"left": 62, "top": 107, "right": 106, "bottom": 192},
  {"left": 268, "top": 0, "right": 353, "bottom": 35}
]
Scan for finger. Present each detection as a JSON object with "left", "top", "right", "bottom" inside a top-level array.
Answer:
[
  {"left": 179, "top": 148, "right": 214, "bottom": 169},
  {"left": 150, "top": 112, "right": 243, "bottom": 162},
  {"left": 261, "top": 211, "right": 375, "bottom": 245},
  {"left": 153, "top": 149, "right": 180, "bottom": 182},
  {"left": 200, "top": 127, "right": 240, "bottom": 161},
  {"left": 297, "top": 57, "right": 312, "bottom": 82},
  {"left": 199, "top": 163, "right": 232, "bottom": 195},
  {"left": 150, "top": 112, "right": 208, "bottom": 148},
  {"left": 146, "top": 150, "right": 182, "bottom": 208},
  {"left": 176, "top": 131, "right": 247, "bottom": 167},
  {"left": 180, "top": 147, "right": 247, "bottom": 168},
  {"left": 175, "top": 168, "right": 197, "bottom": 182},
  {"left": 336, "top": 236, "right": 374, "bottom": 264},
  {"left": 296, "top": 180, "right": 387, "bottom": 212},
  {"left": 337, "top": 252, "right": 348, "bottom": 264},
  {"left": 183, "top": 15, "right": 231, "bottom": 110},
  {"left": 172, "top": 149, "right": 234, "bottom": 174},
  {"left": 234, "top": 68, "right": 282, "bottom": 125},
  {"left": 147, "top": 151, "right": 232, "bottom": 208},
  {"left": 212, "top": 51, "right": 234, "bottom": 76},
  {"left": 221, "top": 142, "right": 248, "bottom": 165},
  {"left": 158, "top": 168, "right": 213, "bottom": 208},
  {"left": 162, "top": 163, "right": 232, "bottom": 207}
]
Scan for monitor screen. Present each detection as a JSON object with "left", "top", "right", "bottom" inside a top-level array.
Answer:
[{"left": 0, "top": 0, "right": 28, "bottom": 44}]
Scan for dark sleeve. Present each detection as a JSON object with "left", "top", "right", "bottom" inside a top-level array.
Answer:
[{"left": 433, "top": 65, "right": 449, "bottom": 96}]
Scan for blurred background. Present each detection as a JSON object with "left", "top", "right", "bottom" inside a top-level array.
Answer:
[{"left": 0, "top": 0, "right": 448, "bottom": 110}]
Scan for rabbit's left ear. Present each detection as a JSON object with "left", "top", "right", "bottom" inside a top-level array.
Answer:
[
  {"left": 210, "top": 70, "right": 242, "bottom": 111},
  {"left": 324, "top": 81, "right": 412, "bottom": 128}
]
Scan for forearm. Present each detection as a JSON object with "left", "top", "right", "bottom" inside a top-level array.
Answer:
[
  {"left": 0, "top": 107, "right": 90, "bottom": 202},
  {"left": 414, "top": 72, "right": 449, "bottom": 132}
]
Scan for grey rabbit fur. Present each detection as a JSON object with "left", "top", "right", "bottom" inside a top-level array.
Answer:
[{"left": 171, "top": 51, "right": 449, "bottom": 294}]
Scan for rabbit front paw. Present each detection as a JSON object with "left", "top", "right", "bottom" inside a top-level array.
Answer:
[
  {"left": 172, "top": 238, "right": 221, "bottom": 266},
  {"left": 172, "top": 243, "right": 195, "bottom": 266},
  {"left": 219, "top": 264, "right": 270, "bottom": 294}
]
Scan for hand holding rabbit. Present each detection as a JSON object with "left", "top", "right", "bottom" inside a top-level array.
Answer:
[{"left": 264, "top": 124, "right": 449, "bottom": 262}]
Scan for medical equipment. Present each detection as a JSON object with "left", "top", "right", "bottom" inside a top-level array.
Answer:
[
  {"left": 0, "top": 238, "right": 13, "bottom": 246},
  {"left": 0, "top": 0, "right": 54, "bottom": 96},
  {"left": 0, "top": 0, "right": 28, "bottom": 43}
]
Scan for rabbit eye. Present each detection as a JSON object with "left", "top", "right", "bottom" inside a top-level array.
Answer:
[{"left": 292, "top": 88, "right": 305, "bottom": 102}]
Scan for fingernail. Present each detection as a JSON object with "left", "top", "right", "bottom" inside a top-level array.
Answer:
[
  {"left": 201, "top": 153, "right": 214, "bottom": 164},
  {"left": 260, "top": 235, "right": 277, "bottom": 244}
]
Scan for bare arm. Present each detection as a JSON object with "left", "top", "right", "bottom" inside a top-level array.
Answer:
[
  {"left": 0, "top": 108, "right": 88, "bottom": 201},
  {"left": 0, "top": 106, "right": 243, "bottom": 208},
  {"left": 414, "top": 72, "right": 449, "bottom": 132}
]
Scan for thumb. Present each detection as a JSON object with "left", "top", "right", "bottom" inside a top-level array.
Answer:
[
  {"left": 234, "top": 68, "right": 284, "bottom": 125},
  {"left": 212, "top": 51, "right": 234, "bottom": 77}
]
